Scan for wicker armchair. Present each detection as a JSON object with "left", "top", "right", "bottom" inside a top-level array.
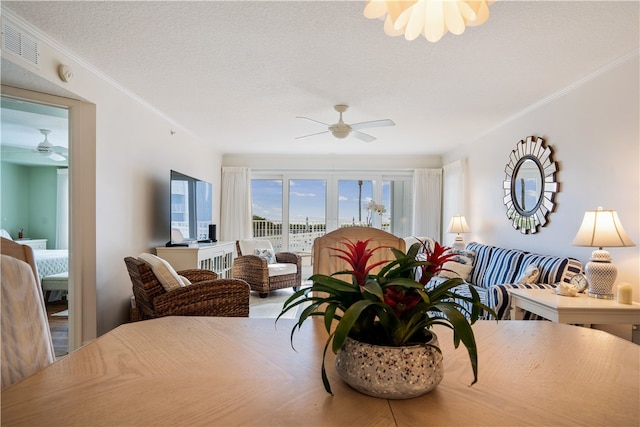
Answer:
[
  {"left": 233, "top": 239, "right": 301, "bottom": 298},
  {"left": 124, "top": 257, "right": 250, "bottom": 320}
]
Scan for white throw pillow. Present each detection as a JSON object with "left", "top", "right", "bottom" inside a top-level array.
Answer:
[
  {"left": 0, "top": 229, "right": 13, "bottom": 240},
  {"left": 255, "top": 248, "right": 277, "bottom": 264},
  {"left": 138, "top": 253, "right": 185, "bottom": 291},
  {"left": 438, "top": 249, "right": 476, "bottom": 282},
  {"left": 517, "top": 264, "right": 540, "bottom": 284}
]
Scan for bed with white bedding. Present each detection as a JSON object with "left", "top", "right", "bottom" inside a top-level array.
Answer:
[{"left": 33, "top": 249, "right": 68, "bottom": 281}]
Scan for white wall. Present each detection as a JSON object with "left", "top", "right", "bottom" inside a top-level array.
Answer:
[
  {"left": 223, "top": 154, "right": 441, "bottom": 170},
  {"left": 2, "top": 13, "right": 224, "bottom": 338},
  {"left": 443, "top": 54, "right": 639, "bottom": 338}
]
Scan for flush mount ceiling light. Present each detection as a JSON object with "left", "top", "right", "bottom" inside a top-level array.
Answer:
[{"left": 364, "top": 0, "right": 494, "bottom": 42}]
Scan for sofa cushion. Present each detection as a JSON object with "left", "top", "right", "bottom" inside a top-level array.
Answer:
[
  {"left": 466, "top": 242, "right": 494, "bottom": 286},
  {"left": 268, "top": 263, "right": 297, "bottom": 277},
  {"left": 478, "top": 247, "right": 525, "bottom": 288},
  {"left": 439, "top": 249, "right": 475, "bottom": 282},
  {"left": 451, "top": 284, "right": 490, "bottom": 319}
]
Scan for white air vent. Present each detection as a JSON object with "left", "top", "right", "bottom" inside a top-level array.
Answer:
[{"left": 2, "top": 19, "right": 40, "bottom": 67}]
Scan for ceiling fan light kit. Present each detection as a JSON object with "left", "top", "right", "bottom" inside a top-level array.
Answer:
[
  {"left": 296, "top": 104, "right": 395, "bottom": 143},
  {"left": 364, "top": 0, "right": 494, "bottom": 42},
  {"left": 36, "top": 128, "right": 67, "bottom": 162}
]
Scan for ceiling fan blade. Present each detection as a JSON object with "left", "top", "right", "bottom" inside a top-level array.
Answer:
[
  {"left": 350, "top": 119, "right": 396, "bottom": 130},
  {"left": 296, "top": 116, "right": 330, "bottom": 126},
  {"left": 49, "top": 153, "right": 66, "bottom": 162},
  {"left": 52, "top": 146, "right": 68, "bottom": 155},
  {"left": 351, "top": 130, "right": 376, "bottom": 143},
  {"left": 295, "top": 130, "right": 330, "bottom": 140}
]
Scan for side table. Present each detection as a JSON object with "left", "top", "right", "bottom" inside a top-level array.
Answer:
[{"left": 509, "top": 288, "right": 640, "bottom": 344}]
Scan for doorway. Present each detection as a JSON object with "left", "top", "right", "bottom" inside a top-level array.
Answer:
[{"left": 0, "top": 95, "right": 71, "bottom": 357}]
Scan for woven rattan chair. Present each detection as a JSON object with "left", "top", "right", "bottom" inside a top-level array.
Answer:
[
  {"left": 124, "top": 257, "right": 250, "bottom": 319},
  {"left": 233, "top": 239, "right": 301, "bottom": 298}
]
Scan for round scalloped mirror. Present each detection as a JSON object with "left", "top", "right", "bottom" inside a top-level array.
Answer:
[{"left": 503, "top": 136, "right": 558, "bottom": 234}]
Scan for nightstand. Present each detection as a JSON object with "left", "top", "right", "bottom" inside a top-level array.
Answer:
[{"left": 16, "top": 238, "right": 48, "bottom": 250}]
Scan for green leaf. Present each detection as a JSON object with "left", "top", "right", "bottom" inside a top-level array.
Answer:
[
  {"left": 435, "top": 302, "right": 479, "bottom": 385},
  {"left": 362, "top": 278, "right": 383, "bottom": 300},
  {"left": 332, "top": 300, "right": 379, "bottom": 353}
]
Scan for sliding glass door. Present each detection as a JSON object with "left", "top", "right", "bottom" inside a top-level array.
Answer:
[
  {"left": 251, "top": 171, "right": 413, "bottom": 251},
  {"left": 288, "top": 179, "right": 326, "bottom": 253}
]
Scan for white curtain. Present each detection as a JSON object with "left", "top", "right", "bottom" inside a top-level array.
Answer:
[
  {"left": 412, "top": 169, "right": 442, "bottom": 241},
  {"left": 220, "top": 167, "right": 252, "bottom": 242},
  {"left": 55, "top": 168, "right": 69, "bottom": 249},
  {"left": 442, "top": 159, "right": 469, "bottom": 245}
]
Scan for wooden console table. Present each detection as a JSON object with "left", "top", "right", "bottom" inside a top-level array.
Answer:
[
  {"left": 156, "top": 241, "right": 235, "bottom": 278},
  {"left": 2, "top": 317, "right": 638, "bottom": 426}
]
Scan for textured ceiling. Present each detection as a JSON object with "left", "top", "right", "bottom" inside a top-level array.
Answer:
[{"left": 1, "top": 1, "right": 638, "bottom": 157}]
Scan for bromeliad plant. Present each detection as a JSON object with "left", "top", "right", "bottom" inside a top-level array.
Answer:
[{"left": 277, "top": 238, "right": 495, "bottom": 395}]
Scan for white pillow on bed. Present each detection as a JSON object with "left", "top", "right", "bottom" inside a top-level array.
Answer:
[
  {"left": 137, "top": 253, "right": 185, "bottom": 291},
  {"left": 0, "top": 229, "right": 13, "bottom": 240}
]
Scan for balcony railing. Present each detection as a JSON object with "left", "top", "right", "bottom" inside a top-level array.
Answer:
[{"left": 253, "top": 219, "right": 390, "bottom": 252}]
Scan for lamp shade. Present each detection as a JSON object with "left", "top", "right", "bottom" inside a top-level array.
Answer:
[
  {"left": 448, "top": 215, "right": 471, "bottom": 234},
  {"left": 572, "top": 208, "right": 635, "bottom": 248}
]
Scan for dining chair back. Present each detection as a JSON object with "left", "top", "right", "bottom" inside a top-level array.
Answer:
[
  {"left": 312, "top": 227, "right": 406, "bottom": 277},
  {"left": 1, "top": 237, "right": 39, "bottom": 284},
  {"left": 1, "top": 254, "right": 55, "bottom": 389}
]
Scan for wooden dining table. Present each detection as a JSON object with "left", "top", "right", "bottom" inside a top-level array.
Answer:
[{"left": 2, "top": 316, "right": 638, "bottom": 426}]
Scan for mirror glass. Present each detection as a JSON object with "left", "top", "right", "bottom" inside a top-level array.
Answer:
[
  {"left": 512, "top": 157, "right": 543, "bottom": 215},
  {"left": 503, "top": 136, "right": 558, "bottom": 234}
]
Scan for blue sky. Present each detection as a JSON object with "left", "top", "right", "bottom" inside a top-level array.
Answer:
[{"left": 252, "top": 179, "right": 389, "bottom": 223}]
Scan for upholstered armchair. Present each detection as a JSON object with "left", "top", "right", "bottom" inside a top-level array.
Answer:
[
  {"left": 233, "top": 239, "right": 301, "bottom": 298},
  {"left": 124, "top": 255, "right": 250, "bottom": 319}
]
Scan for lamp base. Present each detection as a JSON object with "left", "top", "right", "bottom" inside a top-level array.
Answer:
[
  {"left": 451, "top": 235, "right": 465, "bottom": 251},
  {"left": 587, "top": 291, "right": 614, "bottom": 300},
  {"left": 585, "top": 249, "right": 617, "bottom": 300}
]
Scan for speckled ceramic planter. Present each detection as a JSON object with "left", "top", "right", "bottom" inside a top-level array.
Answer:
[{"left": 335, "top": 334, "right": 443, "bottom": 399}]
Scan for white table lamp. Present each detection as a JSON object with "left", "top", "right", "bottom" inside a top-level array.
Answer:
[
  {"left": 572, "top": 207, "right": 635, "bottom": 299},
  {"left": 448, "top": 215, "right": 471, "bottom": 250}
]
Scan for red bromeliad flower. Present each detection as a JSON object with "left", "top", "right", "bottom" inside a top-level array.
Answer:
[
  {"left": 418, "top": 240, "right": 458, "bottom": 284},
  {"left": 383, "top": 286, "right": 421, "bottom": 317},
  {"left": 331, "top": 238, "right": 390, "bottom": 287}
]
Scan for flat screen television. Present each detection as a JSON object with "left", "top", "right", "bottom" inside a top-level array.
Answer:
[{"left": 169, "top": 170, "right": 213, "bottom": 245}]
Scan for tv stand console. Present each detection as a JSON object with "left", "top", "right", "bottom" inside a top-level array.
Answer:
[{"left": 156, "top": 241, "right": 235, "bottom": 279}]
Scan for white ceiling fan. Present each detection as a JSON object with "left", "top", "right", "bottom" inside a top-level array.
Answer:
[
  {"left": 35, "top": 129, "right": 67, "bottom": 162},
  {"left": 296, "top": 105, "right": 395, "bottom": 142}
]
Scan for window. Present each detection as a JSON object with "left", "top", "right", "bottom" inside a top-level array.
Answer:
[{"left": 250, "top": 171, "right": 413, "bottom": 250}]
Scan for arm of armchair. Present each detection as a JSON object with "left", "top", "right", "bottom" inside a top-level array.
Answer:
[
  {"left": 177, "top": 269, "right": 218, "bottom": 282},
  {"left": 275, "top": 251, "right": 301, "bottom": 265},
  {"left": 154, "top": 278, "right": 250, "bottom": 317},
  {"left": 232, "top": 255, "right": 269, "bottom": 283}
]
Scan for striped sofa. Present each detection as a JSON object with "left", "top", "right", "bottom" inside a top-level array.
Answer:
[{"left": 453, "top": 242, "right": 583, "bottom": 320}]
